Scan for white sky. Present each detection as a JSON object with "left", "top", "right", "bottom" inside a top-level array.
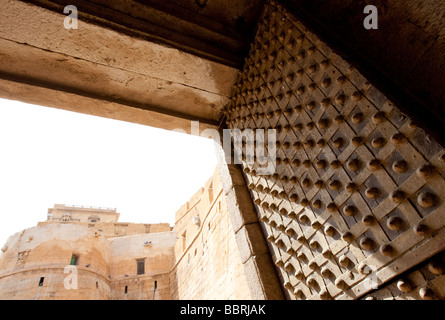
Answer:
[{"left": 0, "top": 98, "right": 218, "bottom": 247}]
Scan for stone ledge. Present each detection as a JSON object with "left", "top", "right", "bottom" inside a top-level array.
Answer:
[{"left": 243, "top": 253, "right": 285, "bottom": 300}]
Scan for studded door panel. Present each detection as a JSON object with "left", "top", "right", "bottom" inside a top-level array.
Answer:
[{"left": 224, "top": 1, "right": 445, "bottom": 300}]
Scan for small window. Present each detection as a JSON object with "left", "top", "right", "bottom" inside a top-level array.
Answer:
[
  {"left": 136, "top": 259, "right": 145, "bottom": 275},
  {"left": 124, "top": 286, "right": 128, "bottom": 294},
  {"left": 38, "top": 277, "right": 44, "bottom": 286},
  {"left": 70, "top": 254, "right": 79, "bottom": 265}
]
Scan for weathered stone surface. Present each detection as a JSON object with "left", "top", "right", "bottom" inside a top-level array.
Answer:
[
  {"left": 0, "top": 169, "right": 258, "bottom": 300},
  {"left": 216, "top": 153, "right": 248, "bottom": 194},
  {"left": 243, "top": 253, "right": 285, "bottom": 300},
  {"left": 0, "top": 0, "right": 238, "bottom": 133},
  {"left": 226, "top": 185, "right": 259, "bottom": 233}
]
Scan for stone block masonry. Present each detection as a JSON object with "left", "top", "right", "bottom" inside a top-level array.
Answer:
[
  {"left": 0, "top": 207, "right": 175, "bottom": 300},
  {"left": 170, "top": 168, "right": 254, "bottom": 300},
  {"left": 223, "top": 0, "right": 445, "bottom": 300}
]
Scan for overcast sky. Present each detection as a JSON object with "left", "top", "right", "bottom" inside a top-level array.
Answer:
[{"left": 0, "top": 98, "right": 218, "bottom": 247}]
